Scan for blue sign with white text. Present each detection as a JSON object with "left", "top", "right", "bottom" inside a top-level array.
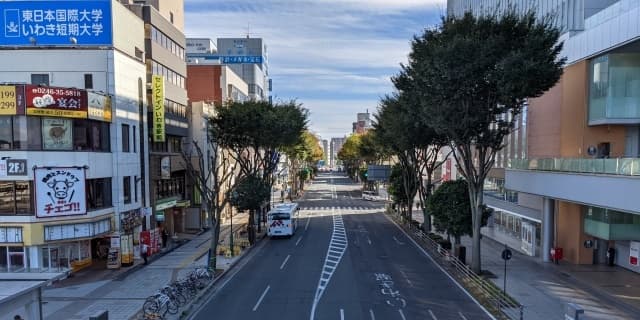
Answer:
[
  {"left": 222, "top": 56, "right": 263, "bottom": 64},
  {"left": 0, "top": 0, "right": 112, "bottom": 46}
]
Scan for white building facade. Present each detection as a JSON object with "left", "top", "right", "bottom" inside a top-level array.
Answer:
[{"left": 0, "top": 0, "right": 149, "bottom": 273}]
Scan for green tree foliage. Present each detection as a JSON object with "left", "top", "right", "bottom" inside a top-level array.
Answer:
[
  {"left": 398, "top": 11, "right": 564, "bottom": 273},
  {"left": 337, "top": 134, "right": 363, "bottom": 179},
  {"left": 210, "top": 99, "right": 308, "bottom": 241},
  {"left": 230, "top": 175, "right": 271, "bottom": 245},
  {"left": 283, "top": 130, "right": 323, "bottom": 194},
  {"left": 387, "top": 164, "right": 410, "bottom": 209},
  {"left": 427, "top": 180, "right": 491, "bottom": 245}
]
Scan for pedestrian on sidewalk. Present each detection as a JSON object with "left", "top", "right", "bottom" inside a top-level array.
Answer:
[
  {"left": 141, "top": 243, "right": 149, "bottom": 265},
  {"left": 161, "top": 228, "right": 169, "bottom": 248}
]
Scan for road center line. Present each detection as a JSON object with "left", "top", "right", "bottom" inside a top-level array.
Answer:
[
  {"left": 429, "top": 309, "right": 438, "bottom": 320},
  {"left": 369, "top": 309, "right": 376, "bottom": 320},
  {"left": 458, "top": 311, "right": 468, "bottom": 320},
  {"left": 393, "top": 236, "right": 405, "bottom": 245},
  {"left": 340, "top": 308, "right": 345, "bottom": 320},
  {"left": 398, "top": 309, "right": 407, "bottom": 320},
  {"left": 305, "top": 217, "right": 311, "bottom": 231},
  {"left": 295, "top": 236, "right": 303, "bottom": 246},
  {"left": 280, "top": 254, "right": 291, "bottom": 270},
  {"left": 252, "top": 285, "right": 270, "bottom": 311}
]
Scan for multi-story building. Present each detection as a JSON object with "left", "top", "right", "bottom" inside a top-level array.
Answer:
[
  {"left": 330, "top": 137, "right": 345, "bottom": 168},
  {"left": 125, "top": 0, "right": 189, "bottom": 240},
  {"left": 322, "top": 139, "right": 329, "bottom": 164},
  {"left": 216, "top": 37, "right": 270, "bottom": 101},
  {"left": 448, "top": 0, "right": 640, "bottom": 273},
  {"left": 0, "top": 0, "right": 148, "bottom": 273},
  {"left": 186, "top": 41, "right": 249, "bottom": 229},
  {"left": 353, "top": 112, "right": 373, "bottom": 134}
]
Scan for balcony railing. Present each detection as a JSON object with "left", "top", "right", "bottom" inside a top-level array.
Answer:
[{"left": 508, "top": 158, "right": 640, "bottom": 176}]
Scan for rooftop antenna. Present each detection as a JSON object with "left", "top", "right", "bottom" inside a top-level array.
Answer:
[{"left": 246, "top": 22, "right": 251, "bottom": 38}]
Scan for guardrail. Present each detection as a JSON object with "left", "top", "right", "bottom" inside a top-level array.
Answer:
[{"left": 388, "top": 208, "right": 524, "bottom": 320}]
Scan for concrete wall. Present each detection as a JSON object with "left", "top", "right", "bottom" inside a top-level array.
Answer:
[{"left": 0, "top": 287, "right": 40, "bottom": 320}]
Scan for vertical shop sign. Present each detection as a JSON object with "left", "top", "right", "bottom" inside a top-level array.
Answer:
[{"left": 152, "top": 75, "right": 165, "bottom": 142}]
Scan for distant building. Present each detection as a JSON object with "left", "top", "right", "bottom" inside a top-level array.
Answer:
[
  {"left": 216, "top": 38, "right": 270, "bottom": 101},
  {"left": 322, "top": 140, "right": 329, "bottom": 163},
  {"left": 353, "top": 111, "right": 372, "bottom": 134},
  {"left": 330, "top": 137, "right": 346, "bottom": 167}
]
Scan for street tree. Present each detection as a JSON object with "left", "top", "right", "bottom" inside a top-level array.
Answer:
[
  {"left": 374, "top": 94, "right": 449, "bottom": 230},
  {"left": 181, "top": 107, "right": 241, "bottom": 269},
  {"left": 229, "top": 174, "right": 271, "bottom": 245},
  {"left": 337, "top": 134, "right": 363, "bottom": 179},
  {"left": 427, "top": 180, "right": 491, "bottom": 245},
  {"left": 398, "top": 11, "right": 565, "bottom": 273},
  {"left": 284, "top": 130, "right": 323, "bottom": 196},
  {"left": 210, "top": 100, "right": 308, "bottom": 242}
]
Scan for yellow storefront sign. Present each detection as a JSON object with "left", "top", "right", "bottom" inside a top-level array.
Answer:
[
  {"left": 27, "top": 108, "right": 87, "bottom": 119},
  {"left": 0, "top": 85, "right": 17, "bottom": 115},
  {"left": 152, "top": 75, "right": 165, "bottom": 142}
]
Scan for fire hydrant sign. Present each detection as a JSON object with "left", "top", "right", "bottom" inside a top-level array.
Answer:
[
  {"left": 35, "top": 167, "right": 86, "bottom": 218},
  {"left": 630, "top": 241, "right": 639, "bottom": 266}
]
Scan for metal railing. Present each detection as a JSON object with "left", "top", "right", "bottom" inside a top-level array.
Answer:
[
  {"left": 509, "top": 158, "right": 640, "bottom": 176},
  {"left": 389, "top": 208, "right": 524, "bottom": 320}
]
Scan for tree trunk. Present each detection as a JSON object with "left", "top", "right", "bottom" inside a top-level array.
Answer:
[
  {"left": 469, "top": 182, "right": 484, "bottom": 274},
  {"left": 248, "top": 209, "right": 256, "bottom": 245},
  {"left": 422, "top": 175, "right": 433, "bottom": 232},
  {"left": 207, "top": 207, "right": 220, "bottom": 269}
]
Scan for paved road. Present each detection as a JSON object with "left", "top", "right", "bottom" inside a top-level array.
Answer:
[{"left": 191, "top": 172, "right": 492, "bottom": 320}]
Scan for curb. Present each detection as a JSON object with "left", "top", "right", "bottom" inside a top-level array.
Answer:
[
  {"left": 178, "top": 232, "right": 268, "bottom": 320},
  {"left": 129, "top": 232, "right": 268, "bottom": 320}
]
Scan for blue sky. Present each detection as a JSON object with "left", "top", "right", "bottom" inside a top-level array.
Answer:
[{"left": 185, "top": 0, "right": 446, "bottom": 140}]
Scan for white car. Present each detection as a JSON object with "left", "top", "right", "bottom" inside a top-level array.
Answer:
[{"left": 362, "top": 190, "right": 375, "bottom": 201}]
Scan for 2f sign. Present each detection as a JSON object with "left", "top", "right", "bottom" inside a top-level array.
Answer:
[
  {"left": 7, "top": 159, "right": 27, "bottom": 176},
  {"left": 0, "top": 159, "right": 27, "bottom": 176}
]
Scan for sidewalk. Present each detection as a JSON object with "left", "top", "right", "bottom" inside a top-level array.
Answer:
[
  {"left": 406, "top": 211, "right": 640, "bottom": 320},
  {"left": 41, "top": 212, "right": 250, "bottom": 320}
]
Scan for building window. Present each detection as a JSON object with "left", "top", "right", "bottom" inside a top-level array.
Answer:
[
  {"left": 169, "top": 136, "right": 182, "bottom": 153},
  {"left": 31, "top": 74, "right": 49, "bottom": 86},
  {"left": 123, "top": 176, "right": 131, "bottom": 204},
  {"left": 87, "top": 178, "right": 112, "bottom": 210},
  {"left": 133, "top": 125, "right": 137, "bottom": 153},
  {"left": 122, "top": 124, "right": 130, "bottom": 152},
  {"left": 0, "top": 181, "right": 32, "bottom": 215},
  {"left": 134, "top": 176, "right": 138, "bottom": 203},
  {"left": 74, "top": 119, "right": 110, "bottom": 151},
  {"left": 84, "top": 74, "right": 93, "bottom": 89}
]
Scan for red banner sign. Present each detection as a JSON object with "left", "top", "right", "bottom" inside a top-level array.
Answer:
[{"left": 25, "top": 85, "right": 87, "bottom": 119}]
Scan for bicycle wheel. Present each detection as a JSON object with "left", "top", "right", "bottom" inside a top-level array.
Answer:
[
  {"left": 167, "top": 300, "right": 179, "bottom": 315},
  {"left": 143, "top": 299, "right": 159, "bottom": 316}
]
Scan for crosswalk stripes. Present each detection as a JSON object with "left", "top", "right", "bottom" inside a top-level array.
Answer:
[{"left": 299, "top": 206, "right": 382, "bottom": 211}]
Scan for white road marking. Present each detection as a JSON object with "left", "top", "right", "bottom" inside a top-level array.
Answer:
[
  {"left": 458, "top": 311, "right": 468, "bottom": 320},
  {"left": 310, "top": 207, "right": 348, "bottom": 320},
  {"left": 369, "top": 309, "right": 376, "bottom": 320},
  {"left": 295, "top": 236, "right": 303, "bottom": 246},
  {"left": 252, "top": 285, "right": 270, "bottom": 311},
  {"left": 429, "top": 309, "right": 438, "bottom": 320},
  {"left": 340, "top": 308, "right": 345, "bottom": 320},
  {"left": 280, "top": 254, "right": 291, "bottom": 270},
  {"left": 393, "top": 236, "right": 405, "bottom": 245},
  {"left": 384, "top": 214, "right": 497, "bottom": 320},
  {"left": 399, "top": 270, "right": 413, "bottom": 287},
  {"left": 367, "top": 236, "right": 372, "bottom": 245},
  {"left": 305, "top": 217, "right": 311, "bottom": 231},
  {"left": 399, "top": 309, "right": 407, "bottom": 320}
]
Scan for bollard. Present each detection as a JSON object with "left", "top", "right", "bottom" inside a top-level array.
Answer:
[{"left": 565, "top": 303, "right": 584, "bottom": 320}]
